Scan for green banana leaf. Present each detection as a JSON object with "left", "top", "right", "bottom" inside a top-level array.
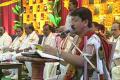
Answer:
[
  {"left": 13, "top": 24, "right": 22, "bottom": 30},
  {"left": 47, "top": 0, "right": 61, "bottom": 27},
  {"left": 14, "top": 21, "right": 21, "bottom": 25},
  {"left": 12, "top": 7, "right": 19, "bottom": 15},
  {"left": 48, "top": 14, "right": 57, "bottom": 27},
  {"left": 55, "top": 17, "right": 61, "bottom": 27},
  {"left": 15, "top": 5, "right": 21, "bottom": 12}
]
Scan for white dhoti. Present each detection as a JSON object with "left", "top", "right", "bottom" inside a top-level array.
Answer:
[
  {"left": 43, "top": 62, "right": 69, "bottom": 80},
  {"left": 112, "top": 65, "right": 120, "bottom": 80}
]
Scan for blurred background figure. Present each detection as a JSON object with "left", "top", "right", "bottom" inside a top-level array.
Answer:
[
  {"left": 0, "top": 27, "right": 12, "bottom": 53},
  {"left": 64, "top": 0, "right": 78, "bottom": 31},
  {"left": 109, "top": 22, "right": 120, "bottom": 80},
  {"left": 92, "top": 22, "right": 99, "bottom": 32}
]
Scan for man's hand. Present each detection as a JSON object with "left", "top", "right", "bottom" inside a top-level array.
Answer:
[
  {"left": 8, "top": 48, "right": 14, "bottom": 52},
  {"left": 43, "top": 45, "right": 57, "bottom": 56}
]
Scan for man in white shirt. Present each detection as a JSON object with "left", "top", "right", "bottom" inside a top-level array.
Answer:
[
  {"left": 42, "top": 24, "right": 79, "bottom": 80},
  {"left": 0, "top": 27, "right": 12, "bottom": 53},
  {"left": 0, "top": 27, "right": 12, "bottom": 79},
  {"left": 109, "top": 22, "right": 120, "bottom": 80},
  {"left": 64, "top": 0, "right": 78, "bottom": 31},
  {"left": 0, "top": 27, "right": 24, "bottom": 61},
  {"left": 12, "top": 24, "right": 39, "bottom": 79}
]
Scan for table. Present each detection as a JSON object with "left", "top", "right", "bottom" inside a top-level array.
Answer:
[
  {"left": 0, "top": 62, "right": 22, "bottom": 80},
  {"left": 16, "top": 56, "right": 58, "bottom": 80}
]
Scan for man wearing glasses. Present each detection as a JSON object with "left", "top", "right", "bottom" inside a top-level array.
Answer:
[{"left": 109, "top": 22, "right": 120, "bottom": 80}]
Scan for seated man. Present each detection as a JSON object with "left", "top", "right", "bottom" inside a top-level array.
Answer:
[
  {"left": 12, "top": 24, "right": 39, "bottom": 79},
  {"left": 47, "top": 34, "right": 79, "bottom": 80},
  {"left": 0, "top": 27, "right": 12, "bottom": 53},
  {"left": 38, "top": 24, "right": 58, "bottom": 80},
  {"left": 0, "top": 26, "right": 12, "bottom": 79},
  {"left": 0, "top": 27, "right": 24, "bottom": 62},
  {"left": 40, "top": 24, "right": 79, "bottom": 80},
  {"left": 109, "top": 22, "right": 120, "bottom": 80}
]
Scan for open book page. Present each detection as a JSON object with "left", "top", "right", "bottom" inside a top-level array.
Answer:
[
  {"left": 33, "top": 44, "right": 44, "bottom": 50},
  {"left": 36, "top": 50, "right": 64, "bottom": 61}
]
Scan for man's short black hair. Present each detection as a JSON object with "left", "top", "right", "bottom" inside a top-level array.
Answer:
[
  {"left": 70, "top": 0, "right": 78, "bottom": 7},
  {"left": 28, "top": 24, "right": 35, "bottom": 31},
  {"left": 70, "top": 7, "right": 92, "bottom": 28},
  {"left": 43, "top": 24, "right": 55, "bottom": 33}
]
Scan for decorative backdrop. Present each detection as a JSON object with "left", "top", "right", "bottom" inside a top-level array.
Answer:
[{"left": 0, "top": 0, "right": 18, "bottom": 35}]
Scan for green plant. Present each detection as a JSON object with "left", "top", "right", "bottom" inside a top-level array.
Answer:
[
  {"left": 12, "top": 5, "right": 21, "bottom": 15},
  {"left": 13, "top": 20, "right": 22, "bottom": 30},
  {"left": 12, "top": 4, "right": 22, "bottom": 30},
  {"left": 47, "top": 0, "right": 61, "bottom": 27}
]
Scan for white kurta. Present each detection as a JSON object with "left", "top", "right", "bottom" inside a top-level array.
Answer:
[
  {"left": 12, "top": 31, "right": 39, "bottom": 77},
  {"left": 43, "top": 33, "right": 58, "bottom": 80},
  {"left": 80, "top": 34, "right": 101, "bottom": 80},
  {"left": 109, "top": 36, "right": 120, "bottom": 59},
  {"left": 0, "top": 32, "right": 12, "bottom": 53},
  {"left": 64, "top": 14, "right": 72, "bottom": 31},
  {"left": 0, "top": 35, "right": 25, "bottom": 61},
  {"left": 109, "top": 36, "right": 120, "bottom": 80},
  {"left": 43, "top": 34, "right": 79, "bottom": 80},
  {"left": 19, "top": 31, "right": 39, "bottom": 50}
]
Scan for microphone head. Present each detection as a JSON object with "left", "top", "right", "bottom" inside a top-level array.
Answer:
[
  {"left": 56, "top": 30, "right": 70, "bottom": 38},
  {"left": 61, "top": 30, "right": 70, "bottom": 36}
]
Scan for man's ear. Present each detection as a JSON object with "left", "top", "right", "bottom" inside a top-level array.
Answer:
[{"left": 83, "top": 20, "right": 88, "bottom": 27}]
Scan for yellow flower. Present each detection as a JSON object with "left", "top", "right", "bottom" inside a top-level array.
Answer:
[{"left": 63, "top": 0, "right": 69, "bottom": 10}]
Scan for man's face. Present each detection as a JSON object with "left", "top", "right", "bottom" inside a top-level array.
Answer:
[
  {"left": 0, "top": 27, "right": 4, "bottom": 36},
  {"left": 43, "top": 26, "right": 51, "bottom": 36},
  {"left": 24, "top": 25, "right": 31, "bottom": 35},
  {"left": 111, "top": 23, "right": 120, "bottom": 37},
  {"left": 16, "top": 28, "right": 23, "bottom": 37},
  {"left": 71, "top": 16, "right": 85, "bottom": 35}
]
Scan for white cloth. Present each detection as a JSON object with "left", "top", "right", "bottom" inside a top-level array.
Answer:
[
  {"left": 9, "top": 35, "right": 25, "bottom": 50},
  {"left": 85, "top": 34, "right": 111, "bottom": 80},
  {"left": 19, "top": 31, "right": 39, "bottom": 50},
  {"left": 0, "top": 32, "right": 12, "bottom": 53},
  {"left": 112, "top": 65, "right": 120, "bottom": 80},
  {"left": 0, "top": 35, "right": 25, "bottom": 61},
  {"left": 43, "top": 33, "right": 58, "bottom": 80},
  {"left": 86, "top": 34, "right": 101, "bottom": 80},
  {"left": 64, "top": 14, "right": 72, "bottom": 31},
  {"left": 109, "top": 36, "right": 120, "bottom": 80},
  {"left": 109, "top": 36, "right": 120, "bottom": 59},
  {"left": 12, "top": 31, "right": 39, "bottom": 77},
  {"left": 44, "top": 34, "right": 78, "bottom": 80}
]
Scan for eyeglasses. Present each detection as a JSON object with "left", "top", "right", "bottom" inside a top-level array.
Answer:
[{"left": 111, "top": 29, "right": 117, "bottom": 31}]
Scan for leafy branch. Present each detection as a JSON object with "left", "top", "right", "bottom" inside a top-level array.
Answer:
[{"left": 47, "top": 0, "right": 61, "bottom": 27}]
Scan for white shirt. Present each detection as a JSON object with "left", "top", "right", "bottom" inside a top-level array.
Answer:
[
  {"left": 0, "top": 32, "right": 12, "bottom": 51},
  {"left": 9, "top": 35, "right": 25, "bottom": 50},
  {"left": 86, "top": 34, "right": 103, "bottom": 74},
  {"left": 64, "top": 14, "right": 72, "bottom": 31},
  {"left": 109, "top": 36, "right": 120, "bottom": 59},
  {"left": 19, "top": 31, "right": 39, "bottom": 50}
]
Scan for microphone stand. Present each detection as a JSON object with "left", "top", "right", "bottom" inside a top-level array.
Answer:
[{"left": 70, "top": 39, "right": 99, "bottom": 74}]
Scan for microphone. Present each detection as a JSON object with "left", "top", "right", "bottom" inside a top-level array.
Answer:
[{"left": 56, "top": 30, "right": 71, "bottom": 37}]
